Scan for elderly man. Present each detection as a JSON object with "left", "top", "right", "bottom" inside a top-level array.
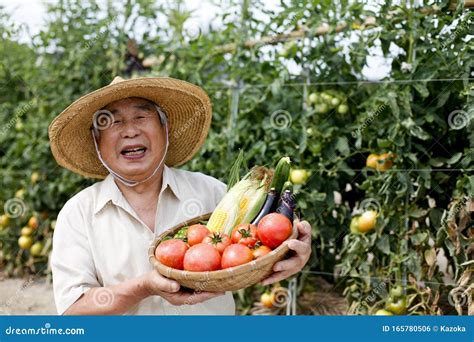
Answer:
[{"left": 48, "top": 76, "right": 312, "bottom": 315}]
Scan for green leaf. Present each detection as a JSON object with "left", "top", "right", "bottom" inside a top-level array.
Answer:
[
  {"left": 376, "top": 235, "right": 390, "bottom": 255},
  {"left": 377, "top": 139, "right": 392, "bottom": 148},
  {"left": 406, "top": 253, "right": 422, "bottom": 279},
  {"left": 429, "top": 208, "right": 443, "bottom": 229},
  {"left": 314, "top": 192, "right": 327, "bottom": 201},
  {"left": 413, "top": 82, "right": 429, "bottom": 98},
  {"left": 335, "top": 136, "right": 350, "bottom": 156},
  {"left": 401, "top": 118, "right": 431, "bottom": 140},
  {"left": 468, "top": 176, "right": 474, "bottom": 196},
  {"left": 387, "top": 93, "right": 399, "bottom": 118},
  {"left": 429, "top": 158, "right": 444, "bottom": 167},
  {"left": 446, "top": 152, "right": 462, "bottom": 165},
  {"left": 436, "top": 91, "right": 450, "bottom": 108},
  {"left": 410, "top": 232, "right": 428, "bottom": 246},
  {"left": 409, "top": 208, "right": 428, "bottom": 218},
  {"left": 226, "top": 149, "right": 245, "bottom": 190}
]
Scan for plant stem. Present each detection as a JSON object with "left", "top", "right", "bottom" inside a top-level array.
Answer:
[{"left": 407, "top": 0, "right": 415, "bottom": 64}]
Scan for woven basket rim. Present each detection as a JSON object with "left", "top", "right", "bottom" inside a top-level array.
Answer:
[{"left": 148, "top": 213, "right": 297, "bottom": 281}]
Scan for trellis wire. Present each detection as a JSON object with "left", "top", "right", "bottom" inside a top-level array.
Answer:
[
  {"left": 300, "top": 270, "right": 455, "bottom": 287},
  {"left": 206, "top": 77, "right": 474, "bottom": 91}
]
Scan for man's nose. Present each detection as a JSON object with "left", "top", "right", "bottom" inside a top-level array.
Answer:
[{"left": 120, "top": 121, "right": 141, "bottom": 138}]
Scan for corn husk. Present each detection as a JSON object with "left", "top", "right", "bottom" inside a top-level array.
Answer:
[{"left": 207, "top": 167, "right": 272, "bottom": 234}]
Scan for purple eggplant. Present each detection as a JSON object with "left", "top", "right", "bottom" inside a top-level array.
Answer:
[
  {"left": 251, "top": 188, "right": 277, "bottom": 225},
  {"left": 276, "top": 190, "right": 296, "bottom": 222}
]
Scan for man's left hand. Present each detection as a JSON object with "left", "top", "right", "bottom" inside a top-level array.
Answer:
[{"left": 261, "top": 219, "right": 312, "bottom": 286}]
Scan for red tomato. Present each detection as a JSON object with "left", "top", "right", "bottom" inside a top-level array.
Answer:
[
  {"left": 183, "top": 243, "right": 221, "bottom": 271},
  {"left": 257, "top": 213, "right": 293, "bottom": 249},
  {"left": 187, "top": 224, "right": 210, "bottom": 246},
  {"left": 221, "top": 244, "right": 254, "bottom": 269},
  {"left": 252, "top": 245, "right": 272, "bottom": 259},
  {"left": 155, "top": 239, "right": 188, "bottom": 270},
  {"left": 231, "top": 223, "right": 258, "bottom": 247},
  {"left": 202, "top": 232, "right": 231, "bottom": 254}
]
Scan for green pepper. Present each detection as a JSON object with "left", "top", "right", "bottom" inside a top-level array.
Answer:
[{"left": 174, "top": 227, "right": 188, "bottom": 242}]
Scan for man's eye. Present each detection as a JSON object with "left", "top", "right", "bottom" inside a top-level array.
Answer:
[
  {"left": 136, "top": 116, "right": 145, "bottom": 120},
  {"left": 113, "top": 120, "right": 122, "bottom": 124}
]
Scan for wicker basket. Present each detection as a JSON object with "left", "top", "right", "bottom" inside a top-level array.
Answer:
[{"left": 148, "top": 213, "right": 298, "bottom": 292}]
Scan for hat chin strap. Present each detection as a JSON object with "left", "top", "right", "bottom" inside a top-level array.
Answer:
[{"left": 91, "top": 124, "right": 169, "bottom": 188}]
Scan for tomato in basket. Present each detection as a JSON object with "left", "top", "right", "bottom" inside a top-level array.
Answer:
[
  {"left": 252, "top": 245, "right": 272, "bottom": 259},
  {"left": 187, "top": 224, "right": 210, "bottom": 246},
  {"left": 257, "top": 213, "right": 293, "bottom": 249},
  {"left": 221, "top": 244, "right": 254, "bottom": 269},
  {"left": 155, "top": 239, "right": 188, "bottom": 270},
  {"left": 231, "top": 223, "right": 258, "bottom": 248},
  {"left": 183, "top": 243, "right": 221, "bottom": 271},
  {"left": 202, "top": 232, "right": 231, "bottom": 254}
]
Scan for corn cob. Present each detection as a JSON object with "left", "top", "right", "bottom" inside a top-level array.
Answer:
[
  {"left": 207, "top": 178, "right": 253, "bottom": 233},
  {"left": 207, "top": 168, "right": 272, "bottom": 234},
  {"left": 235, "top": 183, "right": 267, "bottom": 228}
]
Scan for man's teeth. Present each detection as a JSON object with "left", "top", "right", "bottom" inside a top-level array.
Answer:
[{"left": 122, "top": 147, "right": 146, "bottom": 155}]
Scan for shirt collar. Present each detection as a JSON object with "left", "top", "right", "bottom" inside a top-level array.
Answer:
[{"left": 94, "top": 165, "right": 184, "bottom": 215}]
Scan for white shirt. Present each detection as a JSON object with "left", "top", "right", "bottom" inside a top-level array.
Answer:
[{"left": 51, "top": 165, "right": 236, "bottom": 315}]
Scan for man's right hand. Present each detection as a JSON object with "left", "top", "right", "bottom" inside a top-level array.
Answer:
[{"left": 141, "top": 270, "right": 225, "bottom": 306}]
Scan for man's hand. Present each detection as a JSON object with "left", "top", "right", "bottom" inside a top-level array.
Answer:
[
  {"left": 63, "top": 270, "right": 223, "bottom": 315},
  {"left": 142, "top": 270, "right": 225, "bottom": 306},
  {"left": 261, "top": 219, "right": 312, "bottom": 286}
]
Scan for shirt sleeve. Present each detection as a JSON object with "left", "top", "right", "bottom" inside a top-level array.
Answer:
[{"left": 50, "top": 200, "right": 101, "bottom": 315}]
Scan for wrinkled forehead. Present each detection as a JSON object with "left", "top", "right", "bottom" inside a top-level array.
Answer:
[{"left": 102, "top": 97, "right": 158, "bottom": 115}]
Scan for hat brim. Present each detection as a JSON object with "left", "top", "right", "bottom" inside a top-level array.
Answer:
[{"left": 48, "top": 77, "right": 212, "bottom": 179}]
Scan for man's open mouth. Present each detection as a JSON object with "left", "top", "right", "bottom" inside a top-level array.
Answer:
[{"left": 121, "top": 145, "right": 147, "bottom": 156}]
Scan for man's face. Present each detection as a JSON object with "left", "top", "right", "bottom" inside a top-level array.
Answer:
[{"left": 97, "top": 97, "right": 166, "bottom": 181}]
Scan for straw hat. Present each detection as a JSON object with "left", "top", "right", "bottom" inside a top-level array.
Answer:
[{"left": 48, "top": 76, "right": 212, "bottom": 179}]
